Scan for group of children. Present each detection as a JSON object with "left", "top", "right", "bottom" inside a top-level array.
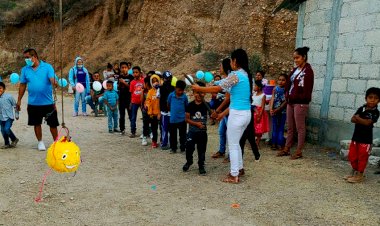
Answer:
[
  {"left": 63, "top": 60, "right": 380, "bottom": 179},
  {"left": 1, "top": 58, "right": 379, "bottom": 181}
]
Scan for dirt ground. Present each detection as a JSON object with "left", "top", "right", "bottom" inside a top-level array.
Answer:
[{"left": 0, "top": 92, "right": 379, "bottom": 226}]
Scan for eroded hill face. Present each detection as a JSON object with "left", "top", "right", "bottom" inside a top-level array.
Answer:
[{"left": 0, "top": 0, "right": 297, "bottom": 77}]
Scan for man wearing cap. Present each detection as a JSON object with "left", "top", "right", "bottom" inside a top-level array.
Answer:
[
  {"left": 17, "top": 48, "right": 59, "bottom": 151},
  {"left": 159, "top": 71, "right": 175, "bottom": 150}
]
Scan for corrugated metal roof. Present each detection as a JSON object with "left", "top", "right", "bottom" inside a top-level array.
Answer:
[{"left": 272, "top": 0, "right": 307, "bottom": 14}]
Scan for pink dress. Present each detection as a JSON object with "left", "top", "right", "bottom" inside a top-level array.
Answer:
[{"left": 252, "top": 93, "right": 269, "bottom": 134}]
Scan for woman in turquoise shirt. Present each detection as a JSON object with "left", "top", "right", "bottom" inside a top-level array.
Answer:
[{"left": 192, "top": 49, "right": 253, "bottom": 184}]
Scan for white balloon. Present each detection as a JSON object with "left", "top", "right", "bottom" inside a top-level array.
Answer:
[
  {"left": 93, "top": 81, "right": 102, "bottom": 91},
  {"left": 185, "top": 75, "right": 194, "bottom": 86}
]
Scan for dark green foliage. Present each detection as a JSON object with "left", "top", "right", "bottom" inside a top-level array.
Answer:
[{"left": 249, "top": 54, "right": 262, "bottom": 74}]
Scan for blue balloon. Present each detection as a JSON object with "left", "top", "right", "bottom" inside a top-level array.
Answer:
[
  {"left": 204, "top": 72, "right": 214, "bottom": 83},
  {"left": 10, "top": 73, "right": 19, "bottom": 84},
  {"left": 113, "top": 81, "right": 118, "bottom": 91},
  {"left": 58, "top": 78, "right": 68, "bottom": 87},
  {"left": 196, "top": 71, "right": 204, "bottom": 80},
  {"left": 128, "top": 69, "right": 133, "bottom": 75}
]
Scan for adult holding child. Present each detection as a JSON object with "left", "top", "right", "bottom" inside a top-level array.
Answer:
[
  {"left": 17, "top": 48, "right": 59, "bottom": 151},
  {"left": 192, "top": 49, "right": 253, "bottom": 184},
  {"left": 277, "top": 47, "right": 314, "bottom": 159}
]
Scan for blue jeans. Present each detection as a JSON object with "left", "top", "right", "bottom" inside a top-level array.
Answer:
[
  {"left": 107, "top": 106, "right": 119, "bottom": 130},
  {"left": 1, "top": 119, "right": 17, "bottom": 145},
  {"left": 130, "top": 103, "right": 140, "bottom": 134},
  {"left": 74, "top": 91, "right": 87, "bottom": 113},
  {"left": 160, "top": 114, "right": 170, "bottom": 147},
  {"left": 271, "top": 113, "right": 286, "bottom": 146},
  {"left": 218, "top": 116, "right": 228, "bottom": 154},
  {"left": 85, "top": 95, "right": 104, "bottom": 110}
]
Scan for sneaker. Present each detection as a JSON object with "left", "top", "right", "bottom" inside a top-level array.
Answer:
[
  {"left": 161, "top": 145, "right": 170, "bottom": 150},
  {"left": 130, "top": 133, "right": 136, "bottom": 138},
  {"left": 142, "top": 137, "right": 148, "bottom": 146},
  {"left": 182, "top": 163, "right": 192, "bottom": 172},
  {"left": 1, "top": 145, "right": 11, "bottom": 149},
  {"left": 152, "top": 142, "right": 158, "bottom": 148},
  {"left": 120, "top": 130, "right": 125, "bottom": 135},
  {"left": 139, "top": 134, "right": 144, "bottom": 139},
  {"left": 170, "top": 149, "right": 177, "bottom": 154},
  {"left": 37, "top": 141, "right": 46, "bottom": 151},
  {"left": 255, "top": 154, "right": 261, "bottom": 162},
  {"left": 114, "top": 129, "right": 120, "bottom": 133},
  {"left": 109, "top": 130, "right": 114, "bottom": 133},
  {"left": 82, "top": 112, "right": 89, "bottom": 116},
  {"left": 199, "top": 167, "right": 206, "bottom": 175},
  {"left": 11, "top": 138, "right": 19, "bottom": 148},
  {"left": 212, "top": 152, "right": 225, "bottom": 159},
  {"left": 72, "top": 112, "right": 78, "bottom": 117}
]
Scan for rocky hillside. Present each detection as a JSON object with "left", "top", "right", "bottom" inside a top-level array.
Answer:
[{"left": 0, "top": 0, "right": 297, "bottom": 78}]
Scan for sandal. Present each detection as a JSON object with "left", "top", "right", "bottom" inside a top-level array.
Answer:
[
  {"left": 222, "top": 174, "right": 239, "bottom": 184},
  {"left": 270, "top": 145, "right": 277, "bottom": 150},
  {"left": 212, "top": 152, "right": 225, "bottom": 159},
  {"left": 276, "top": 147, "right": 290, "bottom": 157},
  {"left": 222, "top": 157, "right": 230, "bottom": 163},
  {"left": 290, "top": 152, "right": 303, "bottom": 160}
]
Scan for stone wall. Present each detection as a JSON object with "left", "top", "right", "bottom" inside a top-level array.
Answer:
[{"left": 296, "top": 0, "right": 380, "bottom": 146}]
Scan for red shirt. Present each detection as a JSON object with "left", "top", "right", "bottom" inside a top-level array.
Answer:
[{"left": 130, "top": 78, "right": 144, "bottom": 104}]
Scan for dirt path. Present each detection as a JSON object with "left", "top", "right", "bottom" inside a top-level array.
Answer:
[{"left": 0, "top": 92, "right": 379, "bottom": 226}]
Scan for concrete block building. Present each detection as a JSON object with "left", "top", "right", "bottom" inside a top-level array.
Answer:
[{"left": 276, "top": 0, "right": 380, "bottom": 146}]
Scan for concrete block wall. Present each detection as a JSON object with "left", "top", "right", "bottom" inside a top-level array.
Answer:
[
  {"left": 297, "top": 0, "right": 380, "bottom": 145},
  {"left": 332, "top": 0, "right": 380, "bottom": 127},
  {"left": 302, "top": 0, "right": 333, "bottom": 119}
]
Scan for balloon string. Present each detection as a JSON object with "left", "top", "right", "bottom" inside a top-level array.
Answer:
[{"left": 34, "top": 168, "right": 52, "bottom": 203}]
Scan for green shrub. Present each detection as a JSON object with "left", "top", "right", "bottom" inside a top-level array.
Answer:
[
  {"left": 192, "top": 34, "right": 203, "bottom": 54},
  {"left": 249, "top": 54, "right": 262, "bottom": 73},
  {"left": 198, "top": 51, "right": 222, "bottom": 71}
]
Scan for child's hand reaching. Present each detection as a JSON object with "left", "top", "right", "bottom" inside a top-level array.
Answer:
[{"left": 196, "top": 122, "right": 205, "bottom": 129}]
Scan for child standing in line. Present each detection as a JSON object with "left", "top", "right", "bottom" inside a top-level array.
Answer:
[
  {"left": 344, "top": 87, "right": 380, "bottom": 183},
  {"left": 129, "top": 66, "right": 144, "bottom": 138},
  {"left": 118, "top": 62, "right": 134, "bottom": 135},
  {"left": 183, "top": 81, "right": 209, "bottom": 175},
  {"left": 145, "top": 75, "right": 161, "bottom": 148},
  {"left": 159, "top": 71, "right": 175, "bottom": 150},
  {"left": 252, "top": 80, "right": 269, "bottom": 148},
  {"left": 103, "top": 80, "right": 119, "bottom": 133},
  {"left": 0, "top": 82, "right": 19, "bottom": 149},
  {"left": 269, "top": 74, "right": 287, "bottom": 150},
  {"left": 141, "top": 76, "right": 152, "bottom": 146},
  {"left": 103, "top": 63, "right": 115, "bottom": 81},
  {"left": 167, "top": 80, "right": 188, "bottom": 154}
]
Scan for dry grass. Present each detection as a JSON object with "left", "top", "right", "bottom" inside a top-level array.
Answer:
[{"left": 0, "top": 0, "right": 102, "bottom": 26}]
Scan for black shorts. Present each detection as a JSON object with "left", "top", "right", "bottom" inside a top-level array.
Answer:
[{"left": 27, "top": 104, "right": 59, "bottom": 127}]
